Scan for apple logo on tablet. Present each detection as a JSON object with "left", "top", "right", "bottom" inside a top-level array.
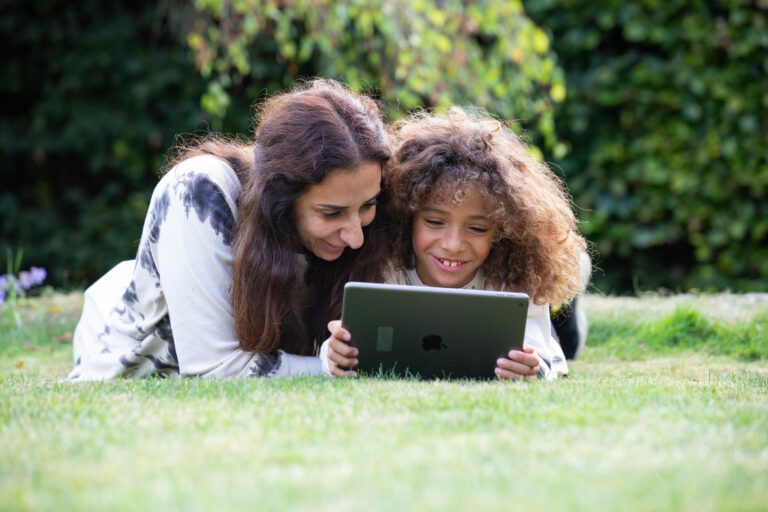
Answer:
[{"left": 422, "top": 335, "right": 446, "bottom": 351}]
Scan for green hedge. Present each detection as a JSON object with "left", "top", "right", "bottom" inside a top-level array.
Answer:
[
  {"left": 527, "top": 0, "right": 768, "bottom": 292},
  {"left": 0, "top": 0, "right": 209, "bottom": 286},
  {"left": 185, "top": 0, "right": 566, "bottom": 149},
  {"left": 4, "top": 1, "right": 766, "bottom": 294}
]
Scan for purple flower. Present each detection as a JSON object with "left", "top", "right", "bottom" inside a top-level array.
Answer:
[
  {"left": 0, "top": 267, "right": 46, "bottom": 304},
  {"left": 18, "top": 271, "right": 31, "bottom": 290},
  {"left": 0, "top": 274, "right": 10, "bottom": 304},
  {"left": 1, "top": 274, "right": 20, "bottom": 294},
  {"left": 18, "top": 267, "right": 46, "bottom": 290},
  {"left": 29, "top": 266, "right": 47, "bottom": 286}
]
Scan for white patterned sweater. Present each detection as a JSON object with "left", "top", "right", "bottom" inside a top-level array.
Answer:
[
  {"left": 383, "top": 267, "right": 569, "bottom": 380},
  {"left": 67, "top": 155, "right": 322, "bottom": 381}
]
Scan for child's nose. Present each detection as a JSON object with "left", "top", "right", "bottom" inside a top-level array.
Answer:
[{"left": 441, "top": 228, "right": 463, "bottom": 252}]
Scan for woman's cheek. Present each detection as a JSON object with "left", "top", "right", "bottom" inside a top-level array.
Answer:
[{"left": 361, "top": 207, "right": 377, "bottom": 227}]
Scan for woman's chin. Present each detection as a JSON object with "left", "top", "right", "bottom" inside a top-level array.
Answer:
[{"left": 316, "top": 246, "right": 345, "bottom": 261}]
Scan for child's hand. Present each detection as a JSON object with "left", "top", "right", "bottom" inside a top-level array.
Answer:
[
  {"left": 324, "top": 320, "right": 358, "bottom": 378},
  {"left": 495, "top": 346, "right": 540, "bottom": 381}
]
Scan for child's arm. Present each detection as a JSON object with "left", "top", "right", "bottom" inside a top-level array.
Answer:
[
  {"left": 495, "top": 347, "right": 540, "bottom": 380},
  {"left": 319, "top": 320, "right": 359, "bottom": 378},
  {"left": 524, "top": 303, "right": 569, "bottom": 380}
]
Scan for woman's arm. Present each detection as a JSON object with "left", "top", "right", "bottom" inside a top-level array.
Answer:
[{"left": 155, "top": 156, "right": 322, "bottom": 377}]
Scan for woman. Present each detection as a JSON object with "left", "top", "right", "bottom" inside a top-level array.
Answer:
[{"left": 68, "top": 79, "right": 390, "bottom": 380}]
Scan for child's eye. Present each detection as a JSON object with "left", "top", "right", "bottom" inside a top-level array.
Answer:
[
  {"left": 425, "top": 219, "right": 444, "bottom": 227},
  {"left": 469, "top": 226, "right": 490, "bottom": 234}
]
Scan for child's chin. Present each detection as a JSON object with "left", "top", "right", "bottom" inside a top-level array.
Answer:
[{"left": 435, "top": 274, "right": 468, "bottom": 288}]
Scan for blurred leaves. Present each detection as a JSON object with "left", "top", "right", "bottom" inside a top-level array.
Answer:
[
  {"left": 0, "top": 0, "right": 208, "bottom": 286},
  {"left": 528, "top": 0, "right": 768, "bottom": 292},
  {"left": 182, "top": 0, "right": 566, "bottom": 149}
]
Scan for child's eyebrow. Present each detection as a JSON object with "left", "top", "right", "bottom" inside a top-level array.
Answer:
[
  {"left": 420, "top": 207, "right": 449, "bottom": 214},
  {"left": 316, "top": 191, "right": 381, "bottom": 210},
  {"left": 420, "top": 207, "right": 489, "bottom": 221}
]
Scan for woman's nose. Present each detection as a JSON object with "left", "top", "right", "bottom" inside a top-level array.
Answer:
[{"left": 339, "top": 218, "right": 364, "bottom": 249}]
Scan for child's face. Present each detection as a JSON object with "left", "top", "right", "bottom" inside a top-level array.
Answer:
[{"left": 412, "top": 184, "right": 495, "bottom": 288}]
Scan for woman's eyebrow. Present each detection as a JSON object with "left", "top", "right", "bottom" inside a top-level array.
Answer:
[{"left": 316, "top": 191, "right": 380, "bottom": 210}]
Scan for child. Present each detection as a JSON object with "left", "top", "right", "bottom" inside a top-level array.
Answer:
[{"left": 323, "top": 108, "right": 587, "bottom": 380}]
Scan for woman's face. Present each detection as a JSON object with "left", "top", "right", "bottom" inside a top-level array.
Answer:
[{"left": 294, "top": 160, "right": 382, "bottom": 261}]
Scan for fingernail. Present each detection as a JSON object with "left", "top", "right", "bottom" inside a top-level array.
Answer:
[
  {"left": 496, "top": 358, "right": 505, "bottom": 366},
  {"left": 494, "top": 367, "right": 502, "bottom": 376}
]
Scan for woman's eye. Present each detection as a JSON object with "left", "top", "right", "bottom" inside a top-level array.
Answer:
[
  {"left": 322, "top": 211, "right": 341, "bottom": 219},
  {"left": 361, "top": 202, "right": 377, "bottom": 211}
]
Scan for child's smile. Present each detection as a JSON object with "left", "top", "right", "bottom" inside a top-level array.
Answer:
[
  {"left": 412, "top": 185, "right": 495, "bottom": 288},
  {"left": 432, "top": 255, "right": 468, "bottom": 271}
]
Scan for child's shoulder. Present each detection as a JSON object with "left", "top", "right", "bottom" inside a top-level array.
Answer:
[{"left": 382, "top": 264, "right": 418, "bottom": 286}]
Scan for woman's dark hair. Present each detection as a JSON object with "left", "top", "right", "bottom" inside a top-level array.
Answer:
[{"left": 233, "top": 79, "right": 390, "bottom": 355}]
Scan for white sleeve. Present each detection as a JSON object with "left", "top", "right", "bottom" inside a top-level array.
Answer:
[
  {"left": 154, "top": 157, "right": 322, "bottom": 377},
  {"left": 524, "top": 303, "right": 569, "bottom": 380}
]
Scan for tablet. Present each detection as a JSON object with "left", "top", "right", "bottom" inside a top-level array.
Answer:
[{"left": 340, "top": 282, "right": 529, "bottom": 379}]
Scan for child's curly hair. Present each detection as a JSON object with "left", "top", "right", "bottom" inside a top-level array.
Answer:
[{"left": 386, "top": 108, "right": 586, "bottom": 306}]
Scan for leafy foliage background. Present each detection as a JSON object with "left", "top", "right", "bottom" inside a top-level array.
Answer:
[
  {"left": 1, "top": 0, "right": 766, "bottom": 293},
  {"left": 528, "top": 0, "right": 768, "bottom": 292},
  {"left": 1, "top": 0, "right": 208, "bottom": 285}
]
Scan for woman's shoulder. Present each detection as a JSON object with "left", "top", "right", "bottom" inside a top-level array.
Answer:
[
  {"left": 152, "top": 154, "right": 242, "bottom": 217},
  {"left": 163, "top": 154, "right": 240, "bottom": 192}
]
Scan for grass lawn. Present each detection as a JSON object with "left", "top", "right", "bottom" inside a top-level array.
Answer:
[{"left": 1, "top": 292, "right": 767, "bottom": 511}]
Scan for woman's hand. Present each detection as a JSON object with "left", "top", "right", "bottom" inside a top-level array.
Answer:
[
  {"left": 495, "top": 346, "right": 540, "bottom": 381},
  {"left": 324, "top": 320, "right": 358, "bottom": 378}
]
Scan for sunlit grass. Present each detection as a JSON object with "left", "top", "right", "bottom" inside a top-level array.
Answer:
[{"left": 1, "top": 292, "right": 767, "bottom": 511}]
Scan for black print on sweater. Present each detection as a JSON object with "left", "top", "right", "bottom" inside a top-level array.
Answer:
[
  {"left": 181, "top": 174, "right": 235, "bottom": 246},
  {"left": 156, "top": 316, "right": 177, "bottom": 364},
  {"left": 139, "top": 189, "right": 171, "bottom": 277},
  {"left": 148, "top": 189, "right": 171, "bottom": 244},
  {"left": 112, "top": 305, "right": 135, "bottom": 325},
  {"left": 97, "top": 326, "right": 112, "bottom": 354},
  {"left": 119, "top": 355, "right": 140, "bottom": 371},
  {"left": 249, "top": 352, "right": 282, "bottom": 377},
  {"left": 122, "top": 280, "right": 138, "bottom": 306},
  {"left": 146, "top": 354, "right": 179, "bottom": 372}
]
